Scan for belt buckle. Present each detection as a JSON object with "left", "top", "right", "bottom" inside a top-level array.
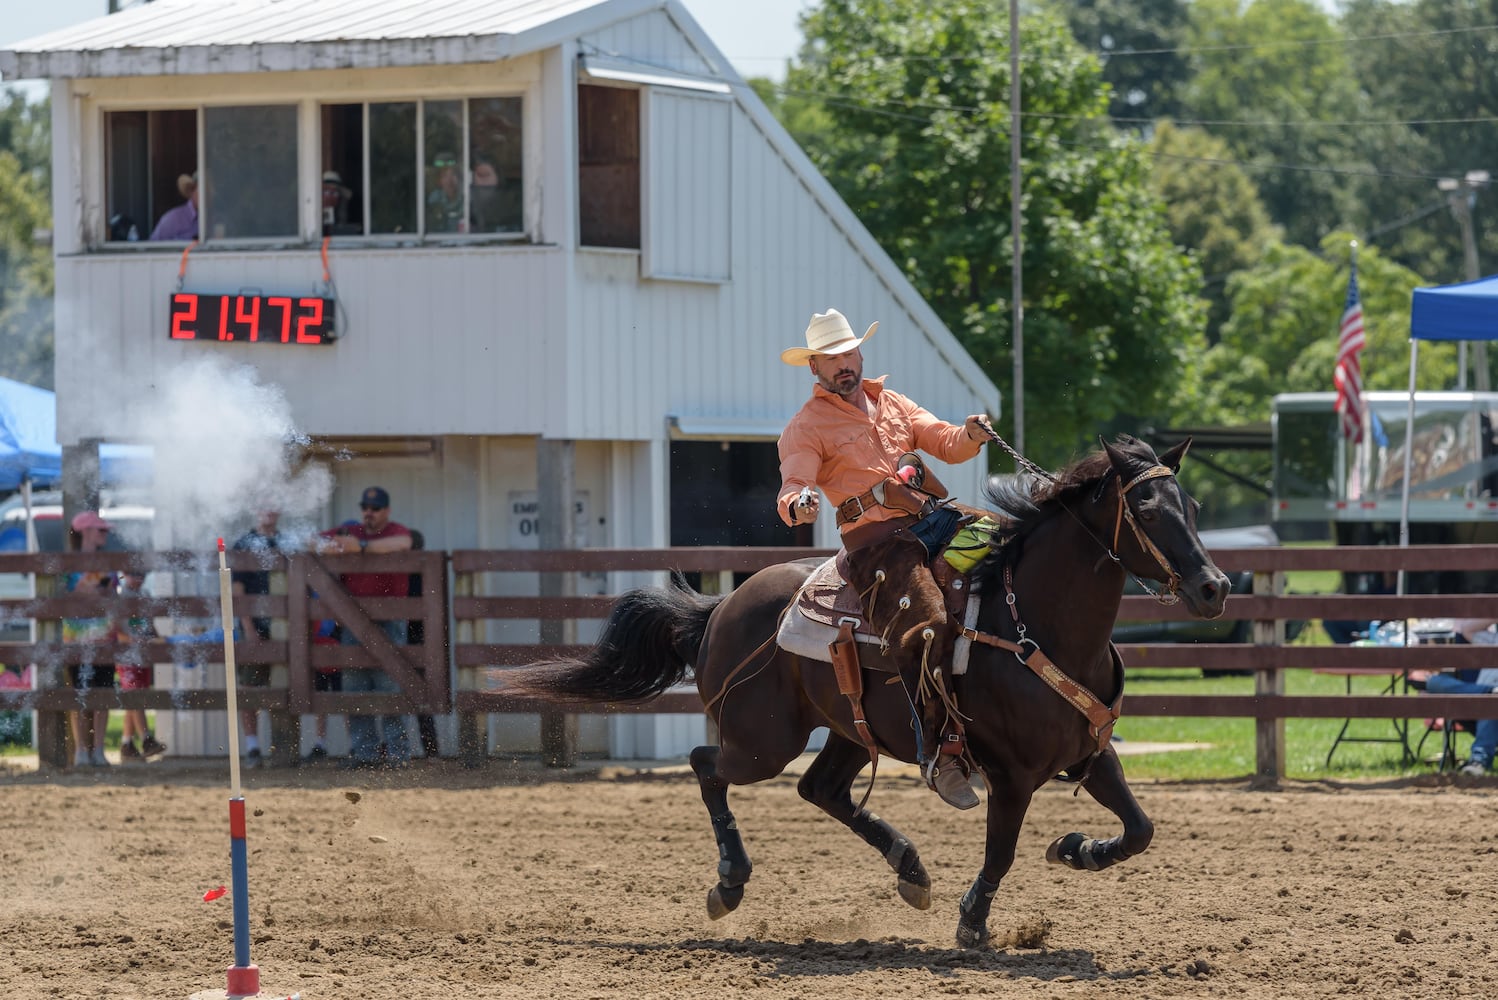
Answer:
[{"left": 842, "top": 496, "right": 866, "bottom": 522}]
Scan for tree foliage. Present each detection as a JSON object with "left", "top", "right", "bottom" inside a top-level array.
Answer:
[
  {"left": 1177, "top": 0, "right": 1382, "bottom": 249},
  {"left": 1147, "top": 121, "right": 1280, "bottom": 342},
  {"left": 0, "top": 89, "right": 53, "bottom": 389},
  {"left": 1063, "top": 0, "right": 1192, "bottom": 125},
  {"left": 1343, "top": 0, "right": 1498, "bottom": 286},
  {"left": 783, "top": 0, "right": 1206, "bottom": 467}
]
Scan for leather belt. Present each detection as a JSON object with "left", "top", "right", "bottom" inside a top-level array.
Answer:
[
  {"left": 836, "top": 483, "right": 935, "bottom": 526},
  {"left": 836, "top": 483, "right": 886, "bottom": 526}
]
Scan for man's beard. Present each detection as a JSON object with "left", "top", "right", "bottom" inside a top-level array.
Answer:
[{"left": 819, "top": 370, "right": 859, "bottom": 395}]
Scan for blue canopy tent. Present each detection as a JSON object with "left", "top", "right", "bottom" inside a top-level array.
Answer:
[
  {"left": 1399, "top": 275, "right": 1498, "bottom": 564},
  {"left": 0, "top": 376, "right": 152, "bottom": 491}
]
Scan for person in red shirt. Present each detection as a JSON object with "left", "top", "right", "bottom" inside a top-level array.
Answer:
[
  {"left": 316, "top": 486, "right": 414, "bottom": 769},
  {"left": 778, "top": 309, "right": 991, "bottom": 810}
]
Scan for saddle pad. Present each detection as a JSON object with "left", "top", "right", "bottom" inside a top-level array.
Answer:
[{"left": 776, "top": 606, "right": 886, "bottom": 664}]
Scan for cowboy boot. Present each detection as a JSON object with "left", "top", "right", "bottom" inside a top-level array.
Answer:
[{"left": 920, "top": 697, "right": 978, "bottom": 810}]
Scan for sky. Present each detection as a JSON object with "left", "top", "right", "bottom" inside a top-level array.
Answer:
[{"left": 1, "top": 0, "right": 815, "bottom": 89}]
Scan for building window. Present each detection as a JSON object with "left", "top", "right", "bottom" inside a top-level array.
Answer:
[
  {"left": 202, "top": 105, "right": 299, "bottom": 239},
  {"left": 578, "top": 85, "right": 640, "bottom": 248},
  {"left": 104, "top": 109, "right": 197, "bottom": 242},
  {"left": 319, "top": 96, "right": 524, "bottom": 238}
]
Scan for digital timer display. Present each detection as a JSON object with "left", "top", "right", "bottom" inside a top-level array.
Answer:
[{"left": 169, "top": 293, "right": 336, "bottom": 344}]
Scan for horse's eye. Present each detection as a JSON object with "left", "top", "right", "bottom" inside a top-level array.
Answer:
[{"left": 1138, "top": 506, "right": 1158, "bottom": 523}]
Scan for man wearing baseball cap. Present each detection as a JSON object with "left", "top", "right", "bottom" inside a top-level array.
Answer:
[
  {"left": 777, "top": 308, "right": 993, "bottom": 810},
  {"left": 317, "top": 486, "right": 414, "bottom": 769}
]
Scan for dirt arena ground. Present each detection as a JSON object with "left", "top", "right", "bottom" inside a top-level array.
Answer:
[{"left": 2, "top": 755, "right": 1495, "bottom": 1000}]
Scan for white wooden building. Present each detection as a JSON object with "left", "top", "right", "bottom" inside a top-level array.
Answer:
[{"left": 1, "top": 0, "right": 1001, "bottom": 758}]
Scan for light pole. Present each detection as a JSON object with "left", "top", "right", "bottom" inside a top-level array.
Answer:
[{"left": 1438, "top": 169, "right": 1491, "bottom": 391}]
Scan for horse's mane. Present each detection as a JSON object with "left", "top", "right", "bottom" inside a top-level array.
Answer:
[{"left": 971, "top": 436, "right": 1153, "bottom": 593}]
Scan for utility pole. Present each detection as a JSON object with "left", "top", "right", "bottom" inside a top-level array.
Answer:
[
  {"left": 1438, "top": 170, "right": 1491, "bottom": 391},
  {"left": 1009, "top": 0, "right": 1024, "bottom": 454}
]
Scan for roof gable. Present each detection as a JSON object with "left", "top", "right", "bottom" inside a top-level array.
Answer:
[{"left": 0, "top": 0, "right": 663, "bottom": 80}]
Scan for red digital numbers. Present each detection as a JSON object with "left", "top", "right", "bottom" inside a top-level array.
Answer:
[
  {"left": 168, "top": 293, "right": 335, "bottom": 345},
  {"left": 234, "top": 296, "right": 261, "bottom": 342},
  {"left": 170, "top": 293, "right": 198, "bottom": 339}
]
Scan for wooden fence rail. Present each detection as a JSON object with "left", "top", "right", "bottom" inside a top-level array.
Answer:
[{"left": 3, "top": 544, "right": 1497, "bottom": 777}]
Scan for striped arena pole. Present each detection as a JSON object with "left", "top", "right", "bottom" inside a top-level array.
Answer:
[{"left": 217, "top": 537, "right": 259, "bottom": 997}]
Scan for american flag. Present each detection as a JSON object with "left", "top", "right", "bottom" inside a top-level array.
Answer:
[{"left": 1333, "top": 260, "right": 1366, "bottom": 443}]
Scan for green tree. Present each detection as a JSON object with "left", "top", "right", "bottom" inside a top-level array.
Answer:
[
  {"left": 784, "top": 0, "right": 1206, "bottom": 467},
  {"left": 1148, "top": 121, "right": 1281, "bottom": 343},
  {"left": 1063, "top": 0, "right": 1192, "bottom": 125},
  {"left": 1187, "top": 234, "right": 1443, "bottom": 515},
  {"left": 1179, "top": 0, "right": 1389, "bottom": 249},
  {"left": 1342, "top": 0, "right": 1498, "bottom": 288},
  {"left": 0, "top": 89, "right": 53, "bottom": 389}
]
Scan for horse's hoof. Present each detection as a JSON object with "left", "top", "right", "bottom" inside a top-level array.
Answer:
[
  {"left": 956, "top": 921, "right": 990, "bottom": 949},
  {"left": 897, "top": 877, "right": 931, "bottom": 911},
  {"left": 1046, "top": 832, "right": 1087, "bottom": 869},
  {"left": 706, "top": 883, "right": 744, "bottom": 921}
]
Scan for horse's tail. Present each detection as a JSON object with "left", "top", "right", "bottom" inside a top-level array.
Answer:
[{"left": 507, "top": 574, "right": 724, "bottom": 703}]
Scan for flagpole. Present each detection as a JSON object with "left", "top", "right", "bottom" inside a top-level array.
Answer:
[{"left": 1350, "top": 242, "right": 1373, "bottom": 495}]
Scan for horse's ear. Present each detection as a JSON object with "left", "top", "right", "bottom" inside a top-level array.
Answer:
[
  {"left": 1157, "top": 437, "right": 1191, "bottom": 473},
  {"left": 1101, "top": 436, "right": 1128, "bottom": 474}
]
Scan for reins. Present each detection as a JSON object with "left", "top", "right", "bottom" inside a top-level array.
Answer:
[
  {"left": 976, "top": 419, "right": 1181, "bottom": 604},
  {"left": 960, "top": 429, "right": 1190, "bottom": 772}
]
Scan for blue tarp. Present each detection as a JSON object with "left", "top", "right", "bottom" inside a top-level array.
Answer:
[
  {"left": 1409, "top": 273, "right": 1498, "bottom": 342},
  {"left": 0, "top": 376, "right": 152, "bottom": 490}
]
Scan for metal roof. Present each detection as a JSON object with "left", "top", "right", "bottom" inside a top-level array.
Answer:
[{"left": 0, "top": 0, "right": 662, "bottom": 80}]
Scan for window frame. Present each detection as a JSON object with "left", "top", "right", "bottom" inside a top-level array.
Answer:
[
  {"left": 95, "top": 90, "right": 531, "bottom": 251},
  {"left": 320, "top": 93, "right": 528, "bottom": 245}
]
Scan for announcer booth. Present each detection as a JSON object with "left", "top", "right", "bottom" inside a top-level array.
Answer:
[{"left": 0, "top": 0, "right": 1000, "bottom": 760}]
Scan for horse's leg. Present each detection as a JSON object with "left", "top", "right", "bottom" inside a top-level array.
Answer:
[
  {"left": 690, "top": 721, "right": 809, "bottom": 921},
  {"left": 689, "top": 744, "right": 755, "bottom": 920},
  {"left": 955, "top": 771, "right": 1031, "bottom": 949},
  {"left": 1045, "top": 747, "right": 1154, "bottom": 872},
  {"left": 796, "top": 734, "right": 932, "bottom": 910}
]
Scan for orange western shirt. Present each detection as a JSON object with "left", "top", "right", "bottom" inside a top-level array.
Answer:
[{"left": 777, "top": 376, "right": 983, "bottom": 531}]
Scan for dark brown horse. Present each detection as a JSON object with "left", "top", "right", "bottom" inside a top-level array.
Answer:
[{"left": 510, "top": 436, "right": 1230, "bottom": 947}]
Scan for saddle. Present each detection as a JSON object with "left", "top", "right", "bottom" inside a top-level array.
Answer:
[
  {"left": 777, "top": 525, "right": 981, "bottom": 808},
  {"left": 777, "top": 553, "right": 983, "bottom": 675},
  {"left": 783, "top": 547, "right": 971, "bottom": 652}
]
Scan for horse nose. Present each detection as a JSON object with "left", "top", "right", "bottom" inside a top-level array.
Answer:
[{"left": 1200, "top": 570, "right": 1231, "bottom": 610}]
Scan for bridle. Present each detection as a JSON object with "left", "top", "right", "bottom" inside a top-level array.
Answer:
[{"left": 1109, "top": 464, "right": 1184, "bottom": 604}]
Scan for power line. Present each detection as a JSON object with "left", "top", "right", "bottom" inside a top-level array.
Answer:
[
  {"left": 718, "top": 21, "right": 1498, "bottom": 65},
  {"left": 586, "top": 48, "right": 1478, "bottom": 188}
]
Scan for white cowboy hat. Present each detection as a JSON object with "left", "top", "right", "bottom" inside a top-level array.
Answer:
[{"left": 780, "top": 308, "right": 878, "bottom": 365}]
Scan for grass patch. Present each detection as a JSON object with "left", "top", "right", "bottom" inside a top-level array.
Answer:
[{"left": 1114, "top": 664, "right": 1445, "bottom": 781}]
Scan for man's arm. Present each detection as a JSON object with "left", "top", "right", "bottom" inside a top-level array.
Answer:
[
  {"left": 364, "top": 528, "right": 413, "bottom": 554},
  {"left": 901, "top": 393, "right": 987, "bottom": 464},
  {"left": 777, "top": 424, "right": 823, "bottom": 526}
]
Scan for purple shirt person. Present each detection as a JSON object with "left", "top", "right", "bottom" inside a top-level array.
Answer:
[{"left": 150, "top": 173, "right": 199, "bottom": 241}]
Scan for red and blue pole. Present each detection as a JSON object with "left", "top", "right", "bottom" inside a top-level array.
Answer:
[{"left": 218, "top": 538, "right": 259, "bottom": 997}]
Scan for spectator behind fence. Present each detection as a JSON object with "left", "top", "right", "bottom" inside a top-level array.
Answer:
[
  {"left": 1418, "top": 619, "right": 1498, "bottom": 777},
  {"left": 315, "top": 486, "right": 414, "bottom": 770},
  {"left": 231, "top": 510, "right": 281, "bottom": 768},
  {"left": 150, "top": 172, "right": 199, "bottom": 241},
  {"left": 115, "top": 569, "right": 166, "bottom": 762},
  {"left": 63, "top": 511, "right": 118, "bottom": 768}
]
